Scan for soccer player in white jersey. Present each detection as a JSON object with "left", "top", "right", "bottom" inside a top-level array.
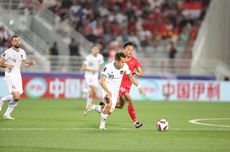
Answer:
[
  {"left": 82, "top": 45, "right": 104, "bottom": 110},
  {"left": 0, "top": 35, "right": 35, "bottom": 120},
  {"left": 98, "top": 52, "right": 143, "bottom": 130}
]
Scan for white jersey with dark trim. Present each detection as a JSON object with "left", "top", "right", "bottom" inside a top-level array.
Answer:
[
  {"left": 1, "top": 47, "right": 26, "bottom": 77},
  {"left": 83, "top": 53, "right": 104, "bottom": 78},
  {"left": 101, "top": 61, "right": 131, "bottom": 93}
]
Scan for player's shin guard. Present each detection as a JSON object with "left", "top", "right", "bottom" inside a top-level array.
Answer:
[{"left": 128, "top": 105, "right": 137, "bottom": 122}]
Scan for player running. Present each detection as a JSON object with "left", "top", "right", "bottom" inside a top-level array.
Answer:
[
  {"left": 82, "top": 45, "right": 104, "bottom": 109},
  {"left": 116, "top": 41, "right": 144, "bottom": 128},
  {"left": 85, "top": 52, "right": 143, "bottom": 130},
  {"left": 0, "top": 35, "right": 35, "bottom": 119}
]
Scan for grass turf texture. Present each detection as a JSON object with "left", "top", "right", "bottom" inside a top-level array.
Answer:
[{"left": 0, "top": 99, "right": 230, "bottom": 152}]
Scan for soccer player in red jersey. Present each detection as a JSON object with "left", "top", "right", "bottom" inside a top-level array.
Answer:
[{"left": 116, "top": 42, "right": 144, "bottom": 128}]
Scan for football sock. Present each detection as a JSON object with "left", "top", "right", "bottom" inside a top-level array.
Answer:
[
  {"left": 86, "top": 97, "right": 92, "bottom": 106},
  {"left": 100, "top": 113, "right": 108, "bottom": 128},
  {"left": 92, "top": 105, "right": 101, "bottom": 112},
  {"left": 0, "top": 95, "right": 13, "bottom": 111},
  {"left": 1, "top": 95, "right": 13, "bottom": 102},
  {"left": 4, "top": 100, "right": 18, "bottom": 117},
  {"left": 128, "top": 105, "right": 137, "bottom": 122}
]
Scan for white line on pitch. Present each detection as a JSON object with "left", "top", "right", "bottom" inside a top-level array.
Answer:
[
  {"left": 189, "top": 118, "right": 230, "bottom": 128},
  {"left": 0, "top": 127, "right": 229, "bottom": 131}
]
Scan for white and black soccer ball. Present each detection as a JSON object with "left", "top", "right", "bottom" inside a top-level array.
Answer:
[{"left": 156, "top": 119, "right": 169, "bottom": 131}]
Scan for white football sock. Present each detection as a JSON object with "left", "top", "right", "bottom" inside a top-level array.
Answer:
[
  {"left": 100, "top": 113, "right": 108, "bottom": 128},
  {"left": 0, "top": 95, "right": 13, "bottom": 111},
  {"left": 91, "top": 105, "right": 102, "bottom": 112},
  {"left": 4, "top": 101, "right": 18, "bottom": 117},
  {"left": 1, "top": 95, "right": 13, "bottom": 102},
  {"left": 86, "top": 97, "right": 92, "bottom": 105}
]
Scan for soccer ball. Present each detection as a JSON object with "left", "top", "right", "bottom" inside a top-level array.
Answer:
[{"left": 156, "top": 119, "right": 169, "bottom": 131}]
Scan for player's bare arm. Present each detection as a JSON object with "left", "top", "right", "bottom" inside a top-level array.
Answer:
[
  {"left": 0, "top": 57, "right": 14, "bottom": 70},
  {"left": 128, "top": 74, "right": 145, "bottom": 95},
  {"left": 22, "top": 60, "right": 36, "bottom": 67},
  {"left": 99, "top": 75, "right": 112, "bottom": 99},
  {"left": 134, "top": 67, "right": 144, "bottom": 77}
]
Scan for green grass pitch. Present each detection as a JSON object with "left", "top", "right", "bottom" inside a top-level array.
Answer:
[{"left": 0, "top": 99, "right": 230, "bottom": 152}]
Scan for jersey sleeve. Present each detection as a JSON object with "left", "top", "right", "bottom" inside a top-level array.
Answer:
[
  {"left": 134, "top": 57, "right": 141, "bottom": 69},
  {"left": 1, "top": 51, "right": 8, "bottom": 60},
  {"left": 124, "top": 63, "right": 131, "bottom": 75},
  {"left": 22, "top": 50, "right": 27, "bottom": 60},
  {"left": 101, "top": 65, "right": 109, "bottom": 78}
]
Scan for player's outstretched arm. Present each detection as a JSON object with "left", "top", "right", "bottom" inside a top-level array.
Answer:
[
  {"left": 0, "top": 57, "right": 14, "bottom": 70},
  {"left": 128, "top": 74, "right": 145, "bottom": 95},
  {"left": 22, "top": 60, "right": 36, "bottom": 67},
  {"left": 134, "top": 67, "right": 144, "bottom": 77}
]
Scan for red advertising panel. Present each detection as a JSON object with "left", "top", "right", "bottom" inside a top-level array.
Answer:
[{"left": 22, "top": 77, "right": 84, "bottom": 99}]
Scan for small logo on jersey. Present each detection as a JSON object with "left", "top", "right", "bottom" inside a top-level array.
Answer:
[
  {"left": 13, "top": 58, "right": 16, "bottom": 63},
  {"left": 21, "top": 55, "right": 23, "bottom": 59},
  {"left": 108, "top": 73, "right": 114, "bottom": 79},
  {"left": 120, "top": 70, "right": 124, "bottom": 75}
]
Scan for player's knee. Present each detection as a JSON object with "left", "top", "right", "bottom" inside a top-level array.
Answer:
[
  {"left": 126, "top": 99, "right": 133, "bottom": 106},
  {"left": 13, "top": 94, "right": 21, "bottom": 101},
  {"left": 109, "top": 108, "right": 114, "bottom": 114}
]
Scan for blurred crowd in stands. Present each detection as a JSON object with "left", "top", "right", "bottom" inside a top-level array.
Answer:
[
  {"left": 44, "top": 0, "right": 210, "bottom": 60},
  {"left": 3, "top": 0, "right": 210, "bottom": 61},
  {"left": 0, "top": 25, "right": 10, "bottom": 55}
]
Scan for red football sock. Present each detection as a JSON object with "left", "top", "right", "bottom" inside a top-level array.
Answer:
[{"left": 128, "top": 105, "right": 137, "bottom": 122}]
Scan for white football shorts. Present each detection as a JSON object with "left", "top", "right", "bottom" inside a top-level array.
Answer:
[
  {"left": 85, "top": 76, "right": 99, "bottom": 87},
  {"left": 5, "top": 76, "right": 23, "bottom": 94},
  {"left": 102, "top": 89, "right": 119, "bottom": 109}
]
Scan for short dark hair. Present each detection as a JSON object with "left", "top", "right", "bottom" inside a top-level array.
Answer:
[
  {"left": 123, "top": 41, "right": 135, "bottom": 48},
  {"left": 11, "top": 35, "right": 19, "bottom": 40},
  {"left": 115, "top": 52, "right": 126, "bottom": 61}
]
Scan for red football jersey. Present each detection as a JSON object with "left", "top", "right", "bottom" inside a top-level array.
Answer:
[{"left": 121, "top": 56, "right": 141, "bottom": 88}]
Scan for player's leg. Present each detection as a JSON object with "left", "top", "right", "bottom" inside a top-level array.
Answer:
[
  {"left": 99, "top": 96, "right": 112, "bottom": 130},
  {"left": 86, "top": 85, "right": 94, "bottom": 105},
  {"left": 83, "top": 82, "right": 99, "bottom": 115},
  {"left": 3, "top": 91, "right": 21, "bottom": 120},
  {"left": 116, "top": 87, "right": 126, "bottom": 109},
  {"left": 116, "top": 96, "right": 126, "bottom": 109},
  {"left": 3, "top": 77, "right": 22, "bottom": 120},
  {"left": 124, "top": 93, "right": 143, "bottom": 128},
  {"left": 83, "top": 101, "right": 102, "bottom": 116},
  {"left": 0, "top": 94, "right": 13, "bottom": 111},
  {"left": 0, "top": 78, "right": 14, "bottom": 111}
]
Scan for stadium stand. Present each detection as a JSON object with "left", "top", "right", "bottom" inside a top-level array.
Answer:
[{"left": 1, "top": 0, "right": 228, "bottom": 77}]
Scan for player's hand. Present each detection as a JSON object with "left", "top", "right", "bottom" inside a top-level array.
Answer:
[
  {"left": 30, "top": 60, "right": 36, "bottom": 66},
  {"left": 92, "top": 68, "right": 98, "bottom": 74},
  {"left": 6, "top": 64, "right": 14, "bottom": 71},
  {"left": 28, "top": 60, "right": 35, "bottom": 66},
  {"left": 138, "top": 87, "right": 145, "bottom": 96}
]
